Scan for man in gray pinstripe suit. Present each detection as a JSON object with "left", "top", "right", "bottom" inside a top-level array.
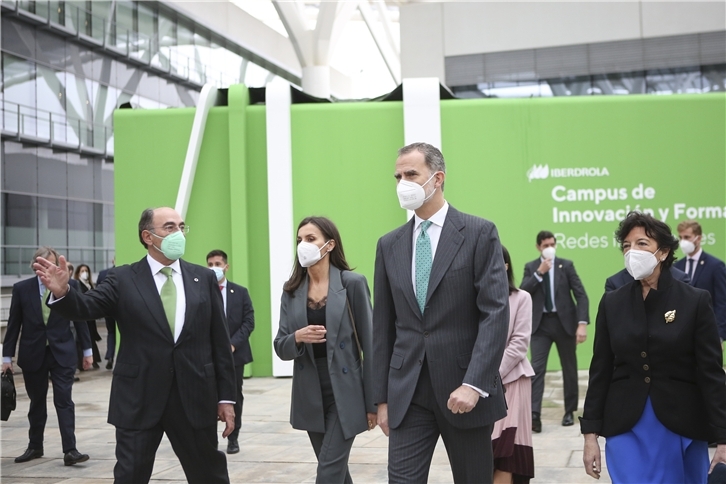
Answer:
[{"left": 373, "top": 143, "right": 510, "bottom": 483}]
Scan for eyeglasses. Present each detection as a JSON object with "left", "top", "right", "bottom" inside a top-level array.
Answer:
[{"left": 152, "top": 224, "right": 190, "bottom": 235}]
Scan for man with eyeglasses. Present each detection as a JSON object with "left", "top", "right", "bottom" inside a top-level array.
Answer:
[{"left": 33, "top": 207, "right": 236, "bottom": 484}]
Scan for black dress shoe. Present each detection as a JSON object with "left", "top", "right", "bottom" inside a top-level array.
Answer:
[
  {"left": 562, "top": 411, "right": 574, "bottom": 426},
  {"left": 532, "top": 413, "right": 542, "bottom": 433},
  {"left": 63, "top": 449, "right": 89, "bottom": 466},
  {"left": 106, "top": 359, "right": 113, "bottom": 370},
  {"left": 15, "top": 447, "right": 43, "bottom": 463},
  {"left": 227, "top": 439, "right": 240, "bottom": 454}
]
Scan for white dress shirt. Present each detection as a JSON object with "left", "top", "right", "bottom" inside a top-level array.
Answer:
[
  {"left": 146, "top": 255, "right": 186, "bottom": 343},
  {"left": 686, "top": 248, "right": 703, "bottom": 280},
  {"left": 410, "top": 201, "right": 488, "bottom": 398},
  {"left": 533, "top": 258, "right": 557, "bottom": 312},
  {"left": 219, "top": 279, "right": 227, "bottom": 314}
]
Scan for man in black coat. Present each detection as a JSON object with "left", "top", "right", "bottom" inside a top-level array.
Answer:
[
  {"left": 207, "top": 249, "right": 255, "bottom": 455},
  {"left": 95, "top": 258, "right": 116, "bottom": 369},
  {"left": 2, "top": 247, "right": 92, "bottom": 465},
  {"left": 34, "top": 207, "right": 236, "bottom": 483}
]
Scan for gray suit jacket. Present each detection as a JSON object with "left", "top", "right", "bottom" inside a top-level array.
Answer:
[
  {"left": 372, "top": 206, "right": 510, "bottom": 430},
  {"left": 520, "top": 257, "right": 589, "bottom": 335},
  {"left": 274, "top": 265, "right": 375, "bottom": 440}
]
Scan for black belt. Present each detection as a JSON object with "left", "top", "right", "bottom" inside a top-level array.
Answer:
[{"left": 542, "top": 312, "right": 558, "bottom": 317}]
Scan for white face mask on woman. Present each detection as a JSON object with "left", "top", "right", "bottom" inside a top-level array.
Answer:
[
  {"left": 624, "top": 248, "right": 661, "bottom": 280},
  {"left": 80, "top": 271, "right": 89, "bottom": 282},
  {"left": 297, "top": 240, "right": 331, "bottom": 268}
]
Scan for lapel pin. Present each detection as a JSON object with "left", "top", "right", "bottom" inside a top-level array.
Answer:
[
  {"left": 230, "top": 289, "right": 235, "bottom": 293},
  {"left": 664, "top": 310, "right": 676, "bottom": 323},
  {"left": 700, "top": 260, "right": 704, "bottom": 265},
  {"left": 193, "top": 277, "right": 199, "bottom": 282},
  {"left": 558, "top": 264, "right": 562, "bottom": 268}
]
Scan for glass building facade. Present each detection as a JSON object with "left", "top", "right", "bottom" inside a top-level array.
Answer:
[{"left": 1, "top": 0, "right": 291, "bottom": 282}]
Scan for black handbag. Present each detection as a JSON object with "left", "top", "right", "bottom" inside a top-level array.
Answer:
[{"left": 1, "top": 370, "right": 17, "bottom": 421}]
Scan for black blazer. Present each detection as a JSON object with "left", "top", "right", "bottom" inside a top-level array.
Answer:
[
  {"left": 520, "top": 257, "right": 589, "bottom": 335},
  {"left": 50, "top": 257, "right": 236, "bottom": 430},
  {"left": 225, "top": 281, "right": 254, "bottom": 367},
  {"left": 581, "top": 269, "right": 726, "bottom": 443},
  {"left": 3, "top": 277, "right": 91, "bottom": 372},
  {"left": 605, "top": 266, "right": 690, "bottom": 292},
  {"left": 674, "top": 251, "right": 726, "bottom": 340}
]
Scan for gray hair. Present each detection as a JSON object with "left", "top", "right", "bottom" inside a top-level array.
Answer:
[
  {"left": 398, "top": 142, "right": 446, "bottom": 190},
  {"left": 138, "top": 208, "right": 155, "bottom": 248},
  {"left": 30, "top": 246, "right": 60, "bottom": 268}
]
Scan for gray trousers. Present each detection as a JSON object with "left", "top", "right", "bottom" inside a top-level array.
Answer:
[
  {"left": 388, "top": 360, "right": 494, "bottom": 484},
  {"left": 307, "top": 357, "right": 355, "bottom": 484},
  {"left": 530, "top": 312, "right": 579, "bottom": 415}
]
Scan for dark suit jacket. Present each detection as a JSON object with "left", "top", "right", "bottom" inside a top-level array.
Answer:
[
  {"left": 520, "top": 257, "right": 589, "bottom": 335},
  {"left": 225, "top": 281, "right": 254, "bottom": 367},
  {"left": 96, "top": 267, "right": 111, "bottom": 286},
  {"left": 50, "top": 257, "right": 236, "bottom": 430},
  {"left": 3, "top": 277, "right": 91, "bottom": 372},
  {"left": 274, "top": 265, "right": 375, "bottom": 440},
  {"left": 674, "top": 251, "right": 726, "bottom": 340},
  {"left": 372, "top": 206, "right": 509, "bottom": 430},
  {"left": 581, "top": 269, "right": 726, "bottom": 443},
  {"left": 605, "top": 267, "right": 690, "bottom": 292}
]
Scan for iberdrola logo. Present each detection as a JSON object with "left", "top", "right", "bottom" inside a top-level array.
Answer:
[{"left": 527, "top": 164, "right": 549, "bottom": 182}]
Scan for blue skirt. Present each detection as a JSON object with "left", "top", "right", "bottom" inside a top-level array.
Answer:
[{"left": 605, "top": 397, "right": 708, "bottom": 484}]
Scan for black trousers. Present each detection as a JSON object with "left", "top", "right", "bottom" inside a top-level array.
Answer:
[
  {"left": 113, "top": 377, "right": 229, "bottom": 484},
  {"left": 388, "top": 360, "right": 494, "bottom": 484},
  {"left": 530, "top": 312, "right": 578, "bottom": 415},
  {"left": 24, "top": 346, "right": 77, "bottom": 453},
  {"left": 228, "top": 364, "right": 244, "bottom": 441}
]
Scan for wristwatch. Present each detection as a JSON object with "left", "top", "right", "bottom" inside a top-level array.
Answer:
[{"left": 535, "top": 270, "right": 543, "bottom": 278}]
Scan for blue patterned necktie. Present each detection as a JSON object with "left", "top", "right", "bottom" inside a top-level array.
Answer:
[{"left": 416, "top": 220, "right": 433, "bottom": 313}]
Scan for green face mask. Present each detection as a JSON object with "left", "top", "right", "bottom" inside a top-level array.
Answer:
[{"left": 150, "top": 230, "right": 186, "bottom": 261}]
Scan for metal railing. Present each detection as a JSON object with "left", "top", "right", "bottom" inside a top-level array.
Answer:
[
  {"left": 2, "top": 245, "right": 115, "bottom": 278},
  {"left": 3, "top": 0, "right": 237, "bottom": 89},
  {"left": 1, "top": 100, "right": 114, "bottom": 155}
]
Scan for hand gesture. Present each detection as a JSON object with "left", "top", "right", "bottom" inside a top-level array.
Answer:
[
  {"left": 295, "top": 325, "right": 326, "bottom": 344},
  {"left": 377, "top": 403, "right": 389, "bottom": 436},
  {"left": 33, "top": 255, "right": 70, "bottom": 298},
  {"left": 2, "top": 362, "right": 12, "bottom": 374},
  {"left": 537, "top": 258, "right": 553, "bottom": 275},
  {"left": 576, "top": 324, "right": 588, "bottom": 344},
  {"left": 447, "top": 385, "right": 479, "bottom": 414},
  {"left": 366, "top": 412, "right": 378, "bottom": 431}
]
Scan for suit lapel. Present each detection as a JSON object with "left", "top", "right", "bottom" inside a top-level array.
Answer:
[
  {"left": 553, "top": 257, "right": 562, "bottom": 297},
  {"left": 177, "top": 260, "right": 198, "bottom": 346},
  {"left": 30, "top": 277, "right": 44, "bottom": 324},
  {"left": 326, "top": 266, "right": 346, "bottom": 365},
  {"left": 392, "top": 218, "right": 421, "bottom": 318},
  {"left": 132, "top": 258, "right": 174, "bottom": 343},
  {"left": 425, "top": 207, "right": 464, "bottom": 305},
  {"left": 291, "top": 277, "right": 316, "bottom": 359},
  {"left": 691, "top": 256, "right": 705, "bottom": 287}
]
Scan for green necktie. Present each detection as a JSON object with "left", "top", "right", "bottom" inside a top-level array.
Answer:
[
  {"left": 416, "top": 221, "right": 433, "bottom": 314},
  {"left": 41, "top": 287, "right": 50, "bottom": 324},
  {"left": 160, "top": 267, "right": 177, "bottom": 338}
]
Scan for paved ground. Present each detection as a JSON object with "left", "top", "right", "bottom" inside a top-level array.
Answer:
[
  {"left": 2, "top": 363, "right": 606, "bottom": 483},
  {"left": 2, "top": 328, "right": 715, "bottom": 483}
]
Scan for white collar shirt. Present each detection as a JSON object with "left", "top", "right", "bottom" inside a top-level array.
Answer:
[
  {"left": 146, "top": 255, "right": 186, "bottom": 342},
  {"left": 219, "top": 279, "right": 227, "bottom": 314},
  {"left": 539, "top": 256, "right": 557, "bottom": 313},
  {"left": 411, "top": 201, "right": 449, "bottom": 292},
  {"left": 687, "top": 248, "right": 703, "bottom": 279}
]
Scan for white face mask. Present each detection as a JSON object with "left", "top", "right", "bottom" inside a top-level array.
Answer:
[
  {"left": 80, "top": 271, "right": 89, "bottom": 281},
  {"left": 542, "top": 247, "right": 556, "bottom": 260},
  {"left": 624, "top": 248, "right": 661, "bottom": 280},
  {"left": 396, "top": 172, "right": 438, "bottom": 211},
  {"left": 679, "top": 238, "right": 697, "bottom": 255},
  {"left": 211, "top": 267, "right": 225, "bottom": 282},
  {"left": 297, "top": 240, "right": 331, "bottom": 268}
]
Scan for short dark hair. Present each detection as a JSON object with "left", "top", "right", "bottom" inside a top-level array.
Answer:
[
  {"left": 615, "top": 211, "right": 679, "bottom": 270},
  {"left": 501, "top": 246, "right": 518, "bottom": 295},
  {"left": 536, "top": 230, "right": 555, "bottom": 246},
  {"left": 398, "top": 142, "right": 446, "bottom": 190},
  {"left": 138, "top": 208, "right": 155, "bottom": 248},
  {"left": 206, "top": 249, "right": 228, "bottom": 263}
]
